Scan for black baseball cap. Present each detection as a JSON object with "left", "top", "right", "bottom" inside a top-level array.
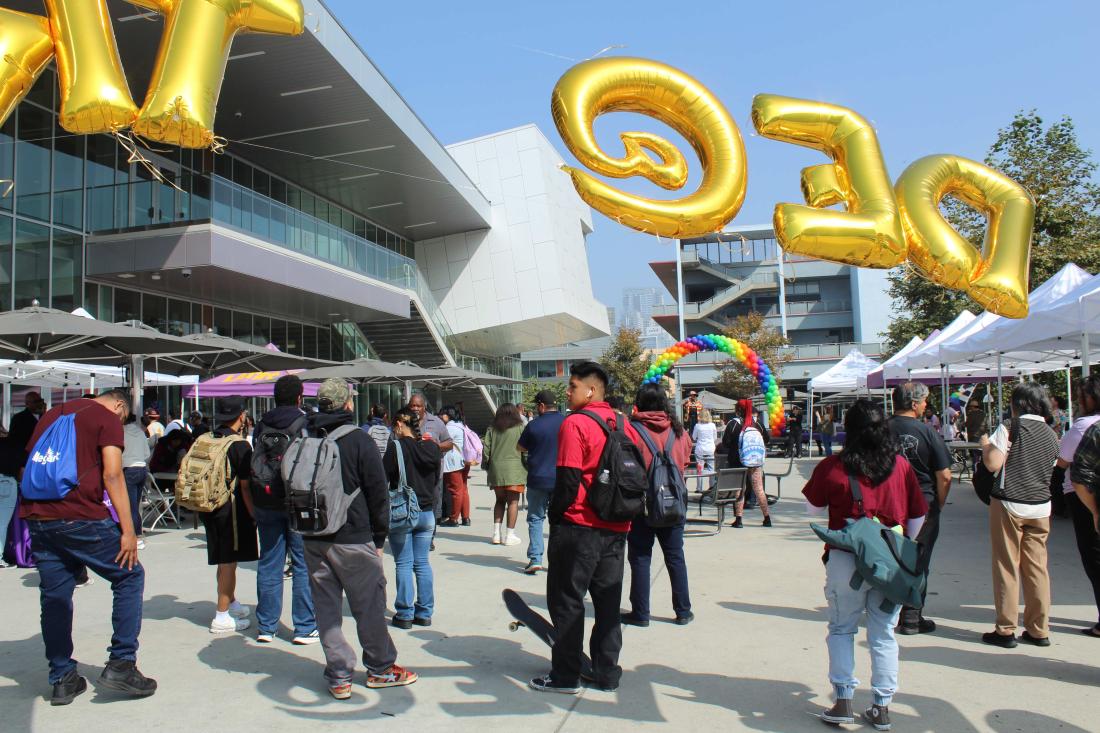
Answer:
[
  {"left": 214, "top": 396, "right": 247, "bottom": 424},
  {"left": 534, "top": 390, "right": 557, "bottom": 406}
]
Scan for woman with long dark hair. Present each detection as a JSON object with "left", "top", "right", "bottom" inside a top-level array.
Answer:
[
  {"left": 980, "top": 383, "right": 1060, "bottom": 648},
  {"left": 482, "top": 403, "right": 527, "bottom": 546},
  {"left": 621, "top": 383, "right": 695, "bottom": 627},
  {"left": 803, "top": 399, "right": 927, "bottom": 730},
  {"left": 1060, "top": 376, "right": 1100, "bottom": 636},
  {"left": 383, "top": 408, "right": 441, "bottom": 629}
]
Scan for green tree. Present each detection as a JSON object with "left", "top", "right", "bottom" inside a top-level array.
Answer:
[
  {"left": 521, "top": 380, "right": 567, "bottom": 409},
  {"left": 714, "top": 312, "right": 792, "bottom": 398},
  {"left": 885, "top": 111, "right": 1100, "bottom": 355},
  {"left": 600, "top": 327, "right": 649, "bottom": 404}
]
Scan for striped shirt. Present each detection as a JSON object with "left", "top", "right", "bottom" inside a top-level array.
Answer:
[{"left": 990, "top": 415, "right": 1059, "bottom": 512}]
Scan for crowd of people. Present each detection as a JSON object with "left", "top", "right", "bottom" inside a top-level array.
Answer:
[{"left": 3, "top": 366, "right": 1100, "bottom": 733}]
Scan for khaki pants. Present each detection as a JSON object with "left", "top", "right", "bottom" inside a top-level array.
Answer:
[{"left": 989, "top": 499, "right": 1050, "bottom": 637}]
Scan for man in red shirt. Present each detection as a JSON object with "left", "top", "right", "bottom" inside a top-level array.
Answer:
[
  {"left": 21, "top": 389, "right": 157, "bottom": 705},
  {"left": 530, "top": 361, "right": 636, "bottom": 695}
]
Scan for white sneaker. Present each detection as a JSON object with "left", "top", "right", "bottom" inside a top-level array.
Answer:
[
  {"left": 292, "top": 630, "right": 320, "bottom": 645},
  {"left": 504, "top": 533, "right": 522, "bottom": 546},
  {"left": 136, "top": 539, "right": 146, "bottom": 550},
  {"left": 491, "top": 531, "right": 502, "bottom": 545},
  {"left": 228, "top": 604, "right": 251, "bottom": 619},
  {"left": 256, "top": 632, "right": 274, "bottom": 643},
  {"left": 210, "top": 615, "right": 251, "bottom": 634},
  {"left": 75, "top": 577, "right": 94, "bottom": 589}
]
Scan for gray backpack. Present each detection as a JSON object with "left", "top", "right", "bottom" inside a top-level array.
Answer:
[{"left": 282, "top": 425, "right": 360, "bottom": 536}]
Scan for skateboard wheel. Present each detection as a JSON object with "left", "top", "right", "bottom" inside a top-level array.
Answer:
[{"left": 509, "top": 621, "right": 523, "bottom": 632}]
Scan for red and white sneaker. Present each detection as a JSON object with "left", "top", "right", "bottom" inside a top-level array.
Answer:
[
  {"left": 366, "top": 663, "right": 418, "bottom": 689},
  {"left": 329, "top": 683, "right": 352, "bottom": 700}
]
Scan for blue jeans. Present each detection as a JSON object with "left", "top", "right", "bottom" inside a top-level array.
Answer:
[
  {"left": 28, "top": 518, "right": 145, "bottom": 684},
  {"left": 627, "top": 521, "right": 691, "bottom": 620},
  {"left": 526, "top": 485, "right": 552, "bottom": 564},
  {"left": 255, "top": 507, "right": 315, "bottom": 637},
  {"left": 0, "top": 474, "right": 17, "bottom": 554},
  {"left": 695, "top": 453, "right": 716, "bottom": 492},
  {"left": 822, "top": 435, "right": 834, "bottom": 456},
  {"left": 825, "top": 551, "right": 901, "bottom": 706},
  {"left": 123, "top": 467, "right": 146, "bottom": 536},
  {"left": 388, "top": 510, "right": 435, "bottom": 621}
]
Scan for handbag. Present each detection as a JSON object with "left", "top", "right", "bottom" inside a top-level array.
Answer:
[{"left": 973, "top": 420, "right": 1013, "bottom": 505}]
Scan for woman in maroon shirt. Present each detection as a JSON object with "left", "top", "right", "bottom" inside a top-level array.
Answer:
[{"left": 802, "top": 399, "right": 928, "bottom": 731}]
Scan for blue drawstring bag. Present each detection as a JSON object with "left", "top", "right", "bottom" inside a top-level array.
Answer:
[{"left": 21, "top": 414, "right": 80, "bottom": 501}]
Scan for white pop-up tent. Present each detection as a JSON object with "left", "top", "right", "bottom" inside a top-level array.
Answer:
[{"left": 807, "top": 350, "right": 880, "bottom": 434}]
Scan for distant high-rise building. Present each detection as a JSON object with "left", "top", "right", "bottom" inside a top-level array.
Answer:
[{"left": 606, "top": 306, "right": 617, "bottom": 330}]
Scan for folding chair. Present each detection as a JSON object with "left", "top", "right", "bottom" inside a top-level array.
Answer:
[{"left": 143, "top": 472, "right": 180, "bottom": 529}]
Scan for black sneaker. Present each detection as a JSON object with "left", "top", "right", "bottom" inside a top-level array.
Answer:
[
  {"left": 412, "top": 617, "right": 432, "bottom": 627},
  {"left": 730, "top": 516, "right": 743, "bottom": 529},
  {"left": 821, "top": 698, "right": 854, "bottom": 724},
  {"left": 461, "top": 518, "right": 471, "bottom": 527},
  {"left": 916, "top": 616, "right": 936, "bottom": 633},
  {"left": 981, "top": 631, "right": 1018, "bottom": 648},
  {"left": 391, "top": 617, "right": 413, "bottom": 630},
  {"left": 50, "top": 670, "right": 87, "bottom": 706},
  {"left": 98, "top": 660, "right": 157, "bottom": 697},
  {"left": 675, "top": 611, "right": 695, "bottom": 626},
  {"left": 438, "top": 518, "right": 459, "bottom": 528},
  {"left": 528, "top": 674, "right": 579, "bottom": 694},
  {"left": 863, "top": 704, "right": 892, "bottom": 731},
  {"left": 762, "top": 516, "right": 772, "bottom": 527},
  {"left": 580, "top": 670, "right": 618, "bottom": 692},
  {"left": 620, "top": 612, "right": 650, "bottom": 627},
  {"left": 1019, "top": 630, "right": 1051, "bottom": 647}
]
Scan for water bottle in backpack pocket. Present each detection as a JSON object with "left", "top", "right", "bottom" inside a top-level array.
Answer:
[
  {"left": 21, "top": 413, "right": 80, "bottom": 501},
  {"left": 282, "top": 425, "right": 360, "bottom": 536},
  {"left": 389, "top": 441, "right": 421, "bottom": 533}
]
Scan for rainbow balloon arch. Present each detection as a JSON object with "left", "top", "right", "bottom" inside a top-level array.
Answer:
[{"left": 644, "top": 334, "right": 786, "bottom": 437}]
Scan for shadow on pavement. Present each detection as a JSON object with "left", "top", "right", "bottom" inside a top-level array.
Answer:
[
  {"left": 718, "top": 601, "right": 826, "bottom": 624},
  {"left": 440, "top": 552, "right": 527, "bottom": 573},
  {"left": 905, "top": 644, "right": 1098, "bottom": 687},
  {"left": 986, "top": 709, "right": 1092, "bottom": 733}
]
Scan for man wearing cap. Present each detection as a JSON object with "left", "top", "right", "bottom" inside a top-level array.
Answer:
[
  {"left": 683, "top": 391, "right": 702, "bottom": 434},
  {"left": 517, "top": 390, "right": 565, "bottom": 574},
  {"left": 304, "top": 379, "right": 417, "bottom": 696},
  {"left": 196, "top": 397, "right": 258, "bottom": 634}
]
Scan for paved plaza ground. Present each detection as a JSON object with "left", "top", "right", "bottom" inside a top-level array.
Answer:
[{"left": 2, "top": 456, "right": 1098, "bottom": 732}]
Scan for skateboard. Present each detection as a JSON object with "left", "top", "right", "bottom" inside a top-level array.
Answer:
[{"left": 502, "top": 588, "right": 593, "bottom": 678}]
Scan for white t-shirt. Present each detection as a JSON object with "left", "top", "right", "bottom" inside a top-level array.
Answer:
[
  {"left": 692, "top": 422, "right": 718, "bottom": 457},
  {"left": 990, "top": 414, "right": 1050, "bottom": 519},
  {"left": 1059, "top": 414, "right": 1100, "bottom": 494}
]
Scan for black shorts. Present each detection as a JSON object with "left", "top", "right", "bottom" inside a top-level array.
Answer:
[{"left": 199, "top": 493, "right": 258, "bottom": 565}]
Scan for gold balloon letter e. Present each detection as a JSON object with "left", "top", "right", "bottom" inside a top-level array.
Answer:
[
  {"left": 129, "top": 0, "right": 305, "bottom": 148},
  {"left": 551, "top": 57, "right": 746, "bottom": 239},
  {"left": 896, "top": 154, "right": 1034, "bottom": 318},
  {"left": 751, "top": 94, "right": 906, "bottom": 268}
]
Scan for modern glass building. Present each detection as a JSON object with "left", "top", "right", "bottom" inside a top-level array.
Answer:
[{"left": 0, "top": 0, "right": 610, "bottom": 428}]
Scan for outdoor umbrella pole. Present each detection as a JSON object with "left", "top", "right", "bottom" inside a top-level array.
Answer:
[{"left": 129, "top": 354, "right": 145, "bottom": 413}]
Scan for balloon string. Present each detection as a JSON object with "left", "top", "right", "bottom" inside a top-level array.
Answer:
[
  {"left": 112, "top": 131, "right": 184, "bottom": 194},
  {"left": 0, "top": 179, "right": 12, "bottom": 197}
]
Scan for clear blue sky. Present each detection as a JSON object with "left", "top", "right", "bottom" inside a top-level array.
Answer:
[{"left": 327, "top": 0, "right": 1100, "bottom": 310}]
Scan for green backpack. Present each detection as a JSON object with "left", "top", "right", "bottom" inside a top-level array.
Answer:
[{"left": 811, "top": 472, "right": 929, "bottom": 612}]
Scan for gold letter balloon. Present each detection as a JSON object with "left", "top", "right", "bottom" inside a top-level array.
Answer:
[
  {"left": 0, "top": 0, "right": 304, "bottom": 148},
  {"left": 0, "top": 8, "right": 54, "bottom": 127},
  {"left": 128, "top": 0, "right": 305, "bottom": 148},
  {"left": 551, "top": 57, "right": 747, "bottom": 238},
  {"left": 750, "top": 94, "right": 906, "bottom": 268},
  {"left": 45, "top": 0, "right": 138, "bottom": 134},
  {"left": 896, "top": 154, "right": 1034, "bottom": 318}
]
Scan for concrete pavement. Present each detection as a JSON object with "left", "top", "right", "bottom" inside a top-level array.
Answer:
[{"left": 1, "top": 456, "right": 1097, "bottom": 732}]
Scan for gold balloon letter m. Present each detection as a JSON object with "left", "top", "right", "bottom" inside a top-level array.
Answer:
[{"left": 751, "top": 94, "right": 906, "bottom": 268}]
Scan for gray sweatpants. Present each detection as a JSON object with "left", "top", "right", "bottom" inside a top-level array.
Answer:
[{"left": 304, "top": 541, "right": 398, "bottom": 685}]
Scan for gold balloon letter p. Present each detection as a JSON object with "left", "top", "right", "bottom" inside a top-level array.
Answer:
[
  {"left": 551, "top": 57, "right": 747, "bottom": 239},
  {"left": 751, "top": 94, "right": 906, "bottom": 268},
  {"left": 896, "top": 155, "right": 1034, "bottom": 318}
]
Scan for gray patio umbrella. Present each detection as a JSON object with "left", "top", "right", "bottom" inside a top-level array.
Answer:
[
  {"left": 414, "top": 365, "right": 527, "bottom": 388},
  {"left": 295, "top": 358, "right": 446, "bottom": 384},
  {"left": 0, "top": 307, "right": 212, "bottom": 363},
  {"left": 148, "top": 332, "right": 335, "bottom": 376}
]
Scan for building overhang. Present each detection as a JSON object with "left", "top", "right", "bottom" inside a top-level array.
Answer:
[
  {"left": 7, "top": 0, "right": 492, "bottom": 241},
  {"left": 452, "top": 314, "right": 608, "bottom": 356},
  {"left": 86, "top": 224, "right": 410, "bottom": 325}
]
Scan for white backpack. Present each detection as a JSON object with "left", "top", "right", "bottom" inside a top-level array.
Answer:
[{"left": 739, "top": 425, "right": 767, "bottom": 468}]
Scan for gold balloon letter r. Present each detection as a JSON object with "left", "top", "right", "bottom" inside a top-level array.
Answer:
[{"left": 751, "top": 94, "right": 906, "bottom": 268}]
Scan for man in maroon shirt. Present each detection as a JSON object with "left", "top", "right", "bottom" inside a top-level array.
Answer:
[
  {"left": 530, "top": 361, "right": 638, "bottom": 695},
  {"left": 21, "top": 389, "right": 157, "bottom": 705}
]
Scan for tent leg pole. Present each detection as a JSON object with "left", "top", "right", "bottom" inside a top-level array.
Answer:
[
  {"left": 808, "top": 390, "right": 814, "bottom": 457},
  {"left": 1066, "top": 366, "right": 1073, "bottom": 425},
  {"left": 1083, "top": 333, "right": 1091, "bottom": 378},
  {"left": 996, "top": 353, "right": 1003, "bottom": 421}
]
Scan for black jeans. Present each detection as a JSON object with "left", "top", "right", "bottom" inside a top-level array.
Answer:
[
  {"left": 1067, "top": 492, "right": 1100, "bottom": 624},
  {"left": 547, "top": 522, "right": 626, "bottom": 687},
  {"left": 627, "top": 521, "right": 690, "bottom": 620}
]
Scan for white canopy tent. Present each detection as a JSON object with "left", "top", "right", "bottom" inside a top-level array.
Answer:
[{"left": 807, "top": 350, "right": 880, "bottom": 437}]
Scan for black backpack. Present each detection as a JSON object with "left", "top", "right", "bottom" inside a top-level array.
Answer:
[
  {"left": 577, "top": 410, "right": 647, "bottom": 523},
  {"left": 630, "top": 420, "right": 688, "bottom": 527},
  {"left": 249, "top": 414, "right": 308, "bottom": 511}
]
